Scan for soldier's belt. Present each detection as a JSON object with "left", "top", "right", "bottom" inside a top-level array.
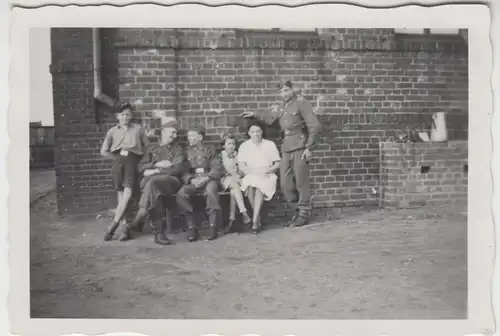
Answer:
[
  {"left": 283, "top": 128, "right": 305, "bottom": 136},
  {"left": 190, "top": 168, "right": 208, "bottom": 176}
]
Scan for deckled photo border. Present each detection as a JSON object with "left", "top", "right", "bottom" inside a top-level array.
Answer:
[{"left": 5, "top": 2, "right": 496, "bottom": 336}]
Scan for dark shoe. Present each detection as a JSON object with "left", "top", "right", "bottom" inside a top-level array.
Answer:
[
  {"left": 252, "top": 218, "right": 262, "bottom": 235},
  {"left": 104, "top": 222, "right": 120, "bottom": 241},
  {"left": 290, "top": 216, "right": 308, "bottom": 228},
  {"left": 206, "top": 225, "right": 218, "bottom": 240},
  {"left": 185, "top": 215, "right": 198, "bottom": 242},
  {"left": 187, "top": 228, "right": 198, "bottom": 242},
  {"left": 206, "top": 211, "right": 218, "bottom": 240},
  {"left": 154, "top": 232, "right": 173, "bottom": 245},
  {"left": 153, "top": 219, "right": 173, "bottom": 245},
  {"left": 224, "top": 219, "right": 235, "bottom": 234}
]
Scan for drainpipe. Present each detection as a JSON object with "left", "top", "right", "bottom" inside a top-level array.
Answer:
[{"left": 92, "top": 28, "right": 116, "bottom": 107}]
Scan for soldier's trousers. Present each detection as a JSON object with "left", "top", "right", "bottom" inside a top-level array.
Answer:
[
  {"left": 280, "top": 148, "right": 311, "bottom": 216},
  {"left": 176, "top": 180, "right": 221, "bottom": 216},
  {"left": 138, "top": 175, "right": 182, "bottom": 215}
]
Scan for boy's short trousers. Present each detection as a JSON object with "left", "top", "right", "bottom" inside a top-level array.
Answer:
[{"left": 111, "top": 150, "right": 141, "bottom": 191}]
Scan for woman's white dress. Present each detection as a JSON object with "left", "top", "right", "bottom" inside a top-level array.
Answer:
[{"left": 238, "top": 138, "right": 281, "bottom": 201}]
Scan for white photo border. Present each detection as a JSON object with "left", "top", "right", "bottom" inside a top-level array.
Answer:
[{"left": 7, "top": 2, "right": 495, "bottom": 336}]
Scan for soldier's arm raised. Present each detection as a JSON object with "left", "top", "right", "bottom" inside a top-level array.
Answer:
[{"left": 241, "top": 106, "right": 279, "bottom": 126}]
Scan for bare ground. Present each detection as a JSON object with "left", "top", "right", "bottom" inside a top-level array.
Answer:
[{"left": 30, "top": 191, "right": 467, "bottom": 319}]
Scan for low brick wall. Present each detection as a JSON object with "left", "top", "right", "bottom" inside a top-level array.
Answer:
[{"left": 380, "top": 140, "right": 468, "bottom": 208}]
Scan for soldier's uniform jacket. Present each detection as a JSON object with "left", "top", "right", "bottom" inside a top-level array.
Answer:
[
  {"left": 256, "top": 95, "right": 321, "bottom": 153},
  {"left": 181, "top": 142, "right": 225, "bottom": 184},
  {"left": 138, "top": 142, "right": 186, "bottom": 182}
]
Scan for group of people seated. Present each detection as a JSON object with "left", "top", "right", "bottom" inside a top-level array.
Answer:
[
  {"left": 100, "top": 102, "right": 282, "bottom": 246},
  {"left": 100, "top": 80, "right": 322, "bottom": 246}
]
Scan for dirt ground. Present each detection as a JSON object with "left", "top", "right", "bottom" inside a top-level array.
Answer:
[
  {"left": 29, "top": 169, "right": 56, "bottom": 203},
  {"left": 30, "top": 190, "right": 467, "bottom": 319}
]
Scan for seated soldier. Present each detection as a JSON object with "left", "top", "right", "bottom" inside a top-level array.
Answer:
[
  {"left": 176, "top": 125, "right": 225, "bottom": 242},
  {"left": 119, "top": 119, "right": 186, "bottom": 245}
]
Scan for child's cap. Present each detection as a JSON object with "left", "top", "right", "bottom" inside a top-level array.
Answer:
[{"left": 161, "top": 118, "right": 179, "bottom": 130}]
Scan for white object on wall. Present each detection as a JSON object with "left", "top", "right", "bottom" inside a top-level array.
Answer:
[{"left": 430, "top": 112, "right": 448, "bottom": 142}]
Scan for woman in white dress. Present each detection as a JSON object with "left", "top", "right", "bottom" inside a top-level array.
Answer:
[{"left": 238, "top": 122, "right": 281, "bottom": 234}]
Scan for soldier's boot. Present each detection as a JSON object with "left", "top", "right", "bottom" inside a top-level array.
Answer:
[
  {"left": 290, "top": 211, "right": 310, "bottom": 228},
  {"left": 206, "top": 210, "right": 218, "bottom": 241},
  {"left": 153, "top": 218, "right": 173, "bottom": 246},
  {"left": 185, "top": 214, "right": 198, "bottom": 242}
]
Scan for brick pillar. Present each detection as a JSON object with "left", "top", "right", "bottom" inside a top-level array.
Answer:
[{"left": 51, "top": 28, "right": 116, "bottom": 215}]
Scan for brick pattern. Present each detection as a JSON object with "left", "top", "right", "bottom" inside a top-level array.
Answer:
[
  {"left": 380, "top": 140, "right": 468, "bottom": 208},
  {"left": 51, "top": 28, "right": 468, "bottom": 214},
  {"left": 51, "top": 28, "right": 117, "bottom": 214}
]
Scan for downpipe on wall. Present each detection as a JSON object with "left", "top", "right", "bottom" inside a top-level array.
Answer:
[{"left": 92, "top": 28, "right": 116, "bottom": 107}]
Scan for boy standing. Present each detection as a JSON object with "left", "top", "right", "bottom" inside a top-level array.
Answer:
[{"left": 101, "top": 101, "right": 149, "bottom": 241}]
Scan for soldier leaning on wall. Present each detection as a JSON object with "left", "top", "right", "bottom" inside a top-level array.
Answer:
[
  {"left": 101, "top": 101, "right": 150, "bottom": 242},
  {"left": 240, "top": 80, "right": 321, "bottom": 227}
]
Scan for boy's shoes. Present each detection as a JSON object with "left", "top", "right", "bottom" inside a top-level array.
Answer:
[{"left": 104, "top": 222, "right": 120, "bottom": 241}]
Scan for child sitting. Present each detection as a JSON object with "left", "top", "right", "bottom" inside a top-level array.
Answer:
[{"left": 220, "top": 133, "right": 252, "bottom": 233}]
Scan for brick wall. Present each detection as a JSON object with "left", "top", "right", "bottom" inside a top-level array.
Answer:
[
  {"left": 50, "top": 28, "right": 116, "bottom": 214},
  {"left": 380, "top": 140, "right": 468, "bottom": 208},
  {"left": 51, "top": 28, "right": 468, "bottom": 215}
]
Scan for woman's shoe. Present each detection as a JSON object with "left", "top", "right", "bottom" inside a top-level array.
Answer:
[
  {"left": 252, "top": 218, "right": 262, "bottom": 235},
  {"left": 224, "top": 219, "right": 235, "bottom": 234}
]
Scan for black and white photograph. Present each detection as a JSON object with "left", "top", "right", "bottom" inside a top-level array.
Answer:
[{"left": 7, "top": 2, "right": 495, "bottom": 336}]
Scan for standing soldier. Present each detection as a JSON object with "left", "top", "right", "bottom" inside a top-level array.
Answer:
[
  {"left": 176, "top": 126, "right": 225, "bottom": 242},
  {"left": 240, "top": 80, "right": 321, "bottom": 227},
  {"left": 118, "top": 119, "right": 186, "bottom": 245}
]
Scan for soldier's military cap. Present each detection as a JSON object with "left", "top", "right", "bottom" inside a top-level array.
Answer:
[
  {"left": 161, "top": 118, "right": 179, "bottom": 129},
  {"left": 188, "top": 125, "right": 206, "bottom": 136}
]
